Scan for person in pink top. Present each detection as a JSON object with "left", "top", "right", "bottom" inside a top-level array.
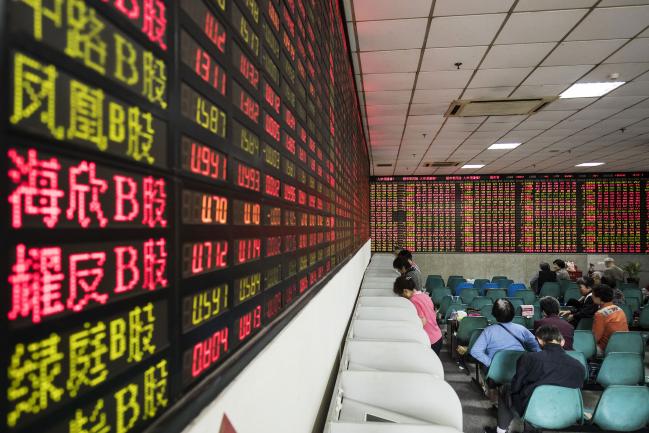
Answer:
[{"left": 393, "top": 275, "right": 443, "bottom": 354}]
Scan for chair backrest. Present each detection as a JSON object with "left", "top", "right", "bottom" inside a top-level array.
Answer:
[
  {"left": 507, "top": 283, "right": 527, "bottom": 298},
  {"left": 483, "top": 282, "right": 499, "bottom": 290},
  {"left": 469, "top": 296, "right": 493, "bottom": 310},
  {"left": 576, "top": 317, "right": 593, "bottom": 331},
  {"left": 456, "top": 316, "right": 489, "bottom": 345},
  {"left": 511, "top": 316, "right": 527, "bottom": 327},
  {"left": 468, "top": 328, "right": 484, "bottom": 351},
  {"left": 507, "top": 297, "right": 524, "bottom": 315},
  {"left": 486, "top": 289, "right": 507, "bottom": 302},
  {"left": 438, "top": 295, "right": 454, "bottom": 316},
  {"left": 559, "top": 280, "right": 578, "bottom": 296},
  {"left": 459, "top": 288, "right": 479, "bottom": 304},
  {"left": 565, "top": 351, "right": 588, "bottom": 381},
  {"left": 491, "top": 276, "right": 508, "bottom": 282},
  {"left": 446, "top": 275, "right": 464, "bottom": 286},
  {"left": 639, "top": 306, "right": 649, "bottom": 330},
  {"left": 573, "top": 330, "right": 596, "bottom": 360},
  {"left": 523, "top": 385, "right": 583, "bottom": 430},
  {"left": 563, "top": 288, "right": 582, "bottom": 304},
  {"left": 618, "top": 303, "right": 633, "bottom": 326},
  {"left": 539, "top": 282, "right": 561, "bottom": 298},
  {"left": 517, "top": 290, "right": 537, "bottom": 305},
  {"left": 455, "top": 282, "right": 474, "bottom": 296},
  {"left": 444, "top": 303, "right": 467, "bottom": 321},
  {"left": 605, "top": 331, "right": 645, "bottom": 358},
  {"left": 497, "top": 278, "right": 514, "bottom": 289},
  {"left": 431, "top": 288, "right": 452, "bottom": 306},
  {"left": 592, "top": 385, "right": 649, "bottom": 432},
  {"left": 479, "top": 305, "right": 496, "bottom": 323},
  {"left": 624, "top": 295, "right": 642, "bottom": 314},
  {"left": 448, "top": 278, "right": 467, "bottom": 291},
  {"left": 596, "top": 352, "right": 645, "bottom": 388},
  {"left": 486, "top": 350, "right": 525, "bottom": 384},
  {"left": 474, "top": 278, "right": 490, "bottom": 291},
  {"left": 425, "top": 275, "right": 445, "bottom": 290}
]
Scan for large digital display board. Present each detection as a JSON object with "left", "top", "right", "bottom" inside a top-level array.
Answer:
[
  {"left": 1, "top": 1, "right": 370, "bottom": 432},
  {"left": 371, "top": 174, "right": 647, "bottom": 253}
]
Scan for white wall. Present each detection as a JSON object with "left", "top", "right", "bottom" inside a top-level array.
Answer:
[{"left": 182, "top": 241, "right": 371, "bottom": 433}]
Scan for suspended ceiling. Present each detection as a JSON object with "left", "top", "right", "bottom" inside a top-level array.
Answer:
[{"left": 342, "top": 0, "right": 649, "bottom": 175}]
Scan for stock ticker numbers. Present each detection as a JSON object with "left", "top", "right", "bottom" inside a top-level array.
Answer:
[
  {"left": 2, "top": 0, "right": 369, "bottom": 432},
  {"left": 370, "top": 175, "right": 647, "bottom": 253}
]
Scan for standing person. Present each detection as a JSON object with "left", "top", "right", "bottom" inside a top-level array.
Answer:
[
  {"left": 483, "top": 325, "right": 585, "bottom": 433},
  {"left": 603, "top": 258, "right": 626, "bottom": 285},
  {"left": 534, "top": 297, "right": 574, "bottom": 350},
  {"left": 530, "top": 262, "right": 557, "bottom": 294},
  {"left": 592, "top": 284, "right": 629, "bottom": 355},
  {"left": 564, "top": 277, "right": 597, "bottom": 327},
  {"left": 553, "top": 259, "right": 570, "bottom": 281},
  {"left": 393, "top": 256, "right": 422, "bottom": 291},
  {"left": 398, "top": 249, "right": 421, "bottom": 273},
  {"left": 470, "top": 299, "right": 540, "bottom": 368},
  {"left": 393, "top": 275, "right": 443, "bottom": 354}
]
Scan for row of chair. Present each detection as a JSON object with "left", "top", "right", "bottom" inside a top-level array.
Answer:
[{"left": 325, "top": 255, "right": 463, "bottom": 433}]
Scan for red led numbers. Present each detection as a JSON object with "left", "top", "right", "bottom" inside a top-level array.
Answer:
[
  {"left": 182, "top": 240, "right": 228, "bottom": 278},
  {"left": 236, "top": 305, "right": 262, "bottom": 342}
]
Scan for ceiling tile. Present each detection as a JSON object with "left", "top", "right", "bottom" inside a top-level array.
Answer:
[
  {"left": 598, "top": 0, "right": 649, "bottom": 7},
  {"left": 427, "top": 14, "right": 506, "bottom": 48},
  {"left": 511, "top": 84, "right": 568, "bottom": 98},
  {"left": 515, "top": 0, "right": 597, "bottom": 11},
  {"left": 364, "top": 90, "right": 413, "bottom": 104},
  {"left": 523, "top": 65, "right": 594, "bottom": 85},
  {"left": 409, "top": 103, "right": 450, "bottom": 115},
  {"left": 543, "top": 39, "right": 628, "bottom": 67},
  {"left": 416, "top": 69, "right": 474, "bottom": 89},
  {"left": 462, "top": 86, "right": 515, "bottom": 98},
  {"left": 433, "top": 0, "right": 514, "bottom": 16},
  {"left": 605, "top": 39, "right": 649, "bottom": 63},
  {"left": 366, "top": 104, "right": 410, "bottom": 116},
  {"left": 356, "top": 19, "right": 428, "bottom": 51},
  {"left": 496, "top": 9, "right": 588, "bottom": 44},
  {"left": 407, "top": 115, "right": 445, "bottom": 125},
  {"left": 482, "top": 43, "right": 556, "bottom": 68},
  {"left": 363, "top": 72, "right": 415, "bottom": 91},
  {"left": 529, "top": 110, "right": 577, "bottom": 121},
  {"left": 543, "top": 97, "right": 598, "bottom": 110},
  {"left": 360, "top": 50, "right": 421, "bottom": 73},
  {"left": 608, "top": 81, "right": 649, "bottom": 97},
  {"left": 578, "top": 62, "right": 649, "bottom": 82},
  {"left": 353, "top": 0, "right": 432, "bottom": 20},
  {"left": 412, "top": 88, "right": 463, "bottom": 103},
  {"left": 469, "top": 67, "right": 533, "bottom": 88},
  {"left": 367, "top": 114, "right": 407, "bottom": 125},
  {"left": 420, "top": 46, "right": 488, "bottom": 71},
  {"left": 566, "top": 5, "right": 649, "bottom": 40}
]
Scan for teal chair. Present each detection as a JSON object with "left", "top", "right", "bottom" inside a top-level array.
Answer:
[
  {"left": 605, "top": 332, "right": 645, "bottom": 359},
  {"left": 459, "top": 288, "right": 479, "bottom": 304},
  {"left": 565, "top": 351, "right": 588, "bottom": 381},
  {"left": 507, "top": 297, "right": 524, "bottom": 315},
  {"left": 444, "top": 303, "right": 467, "bottom": 323},
  {"left": 448, "top": 278, "right": 467, "bottom": 293},
  {"left": 596, "top": 352, "right": 645, "bottom": 388},
  {"left": 618, "top": 303, "right": 634, "bottom": 326},
  {"left": 456, "top": 316, "right": 489, "bottom": 346},
  {"left": 625, "top": 296, "right": 642, "bottom": 314},
  {"left": 497, "top": 278, "right": 515, "bottom": 289},
  {"left": 639, "top": 307, "right": 649, "bottom": 330},
  {"left": 486, "top": 289, "right": 507, "bottom": 303},
  {"left": 425, "top": 276, "right": 445, "bottom": 291},
  {"left": 480, "top": 305, "right": 496, "bottom": 323},
  {"left": 431, "top": 288, "right": 452, "bottom": 307},
  {"left": 469, "top": 296, "right": 492, "bottom": 310},
  {"left": 523, "top": 386, "right": 583, "bottom": 430},
  {"left": 517, "top": 290, "right": 536, "bottom": 305},
  {"left": 573, "top": 330, "right": 597, "bottom": 360},
  {"left": 576, "top": 317, "right": 593, "bottom": 330},
  {"left": 539, "top": 282, "right": 561, "bottom": 298},
  {"left": 474, "top": 278, "right": 490, "bottom": 295},
  {"left": 492, "top": 276, "right": 508, "bottom": 282},
  {"left": 446, "top": 275, "right": 464, "bottom": 286},
  {"left": 591, "top": 385, "right": 649, "bottom": 432},
  {"left": 511, "top": 316, "right": 527, "bottom": 327},
  {"left": 560, "top": 280, "right": 578, "bottom": 296},
  {"left": 437, "top": 295, "right": 454, "bottom": 318},
  {"left": 563, "top": 287, "right": 582, "bottom": 305},
  {"left": 468, "top": 328, "right": 484, "bottom": 351},
  {"left": 486, "top": 350, "right": 525, "bottom": 385}
]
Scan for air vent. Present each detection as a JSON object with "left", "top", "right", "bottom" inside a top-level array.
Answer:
[
  {"left": 376, "top": 163, "right": 392, "bottom": 167},
  {"left": 445, "top": 97, "right": 558, "bottom": 117},
  {"left": 423, "top": 161, "right": 460, "bottom": 167}
]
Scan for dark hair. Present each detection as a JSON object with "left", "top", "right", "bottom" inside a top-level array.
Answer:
[
  {"left": 398, "top": 249, "right": 413, "bottom": 260},
  {"left": 492, "top": 299, "right": 515, "bottom": 323},
  {"left": 540, "top": 262, "right": 551, "bottom": 271},
  {"left": 393, "top": 275, "right": 415, "bottom": 296},
  {"left": 535, "top": 325, "right": 563, "bottom": 344},
  {"left": 593, "top": 284, "right": 614, "bottom": 302},
  {"left": 576, "top": 277, "right": 594, "bottom": 289},
  {"left": 539, "top": 296, "right": 560, "bottom": 316},
  {"left": 553, "top": 259, "right": 566, "bottom": 269},
  {"left": 600, "top": 276, "right": 617, "bottom": 289},
  {"left": 392, "top": 256, "right": 409, "bottom": 270}
]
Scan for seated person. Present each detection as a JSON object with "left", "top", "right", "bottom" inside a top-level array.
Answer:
[
  {"left": 601, "top": 276, "right": 626, "bottom": 306},
  {"left": 393, "top": 275, "right": 443, "bottom": 354},
  {"left": 531, "top": 262, "right": 557, "bottom": 294},
  {"left": 552, "top": 259, "right": 570, "bottom": 281},
  {"left": 592, "top": 284, "right": 629, "bottom": 354},
  {"left": 563, "top": 277, "right": 597, "bottom": 327},
  {"left": 603, "top": 257, "right": 626, "bottom": 286},
  {"left": 534, "top": 296, "right": 574, "bottom": 350},
  {"left": 484, "top": 325, "right": 585, "bottom": 433},
  {"left": 398, "top": 248, "right": 421, "bottom": 273},
  {"left": 470, "top": 299, "right": 540, "bottom": 368},
  {"left": 392, "top": 256, "right": 422, "bottom": 291}
]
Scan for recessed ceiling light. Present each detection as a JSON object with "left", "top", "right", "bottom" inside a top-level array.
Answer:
[
  {"left": 575, "top": 162, "right": 605, "bottom": 167},
  {"left": 560, "top": 82, "right": 625, "bottom": 99},
  {"left": 462, "top": 164, "right": 485, "bottom": 169},
  {"left": 488, "top": 142, "right": 521, "bottom": 150}
]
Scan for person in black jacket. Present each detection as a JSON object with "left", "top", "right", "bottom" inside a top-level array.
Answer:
[
  {"left": 563, "top": 277, "right": 597, "bottom": 327},
  {"left": 484, "top": 325, "right": 585, "bottom": 433},
  {"left": 530, "top": 262, "right": 557, "bottom": 294}
]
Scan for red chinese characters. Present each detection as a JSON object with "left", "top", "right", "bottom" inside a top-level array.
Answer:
[
  {"left": 8, "top": 148, "right": 167, "bottom": 229},
  {"left": 8, "top": 238, "right": 168, "bottom": 325},
  {"left": 103, "top": 0, "right": 168, "bottom": 50}
]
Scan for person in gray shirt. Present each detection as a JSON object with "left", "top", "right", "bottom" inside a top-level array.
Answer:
[
  {"left": 393, "top": 256, "right": 422, "bottom": 292},
  {"left": 552, "top": 259, "right": 570, "bottom": 281},
  {"left": 603, "top": 258, "right": 626, "bottom": 285}
]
